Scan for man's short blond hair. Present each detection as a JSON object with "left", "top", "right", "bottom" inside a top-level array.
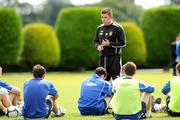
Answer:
[{"left": 101, "top": 8, "right": 113, "bottom": 17}]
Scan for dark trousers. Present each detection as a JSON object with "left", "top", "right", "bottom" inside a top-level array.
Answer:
[{"left": 99, "top": 55, "right": 121, "bottom": 81}]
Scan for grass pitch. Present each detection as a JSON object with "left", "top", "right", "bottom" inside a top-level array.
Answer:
[{"left": 1, "top": 70, "right": 180, "bottom": 120}]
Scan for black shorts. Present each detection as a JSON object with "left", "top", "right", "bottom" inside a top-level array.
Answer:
[
  {"left": 166, "top": 96, "right": 180, "bottom": 116},
  {"left": 0, "top": 109, "right": 5, "bottom": 116},
  {"left": 99, "top": 55, "right": 120, "bottom": 81}
]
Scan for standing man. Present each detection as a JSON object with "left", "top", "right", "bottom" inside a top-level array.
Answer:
[
  {"left": 94, "top": 8, "right": 126, "bottom": 81},
  {"left": 168, "top": 33, "right": 180, "bottom": 76}
]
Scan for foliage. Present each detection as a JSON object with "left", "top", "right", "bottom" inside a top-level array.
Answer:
[
  {"left": 141, "top": 6, "right": 180, "bottom": 67},
  {"left": 56, "top": 7, "right": 101, "bottom": 70},
  {"left": 164, "top": 0, "right": 180, "bottom": 5},
  {"left": 23, "top": 23, "right": 60, "bottom": 67},
  {"left": 22, "top": 0, "right": 73, "bottom": 26},
  {"left": 121, "top": 22, "right": 146, "bottom": 66},
  {"left": 0, "top": 0, "right": 33, "bottom": 15},
  {"left": 0, "top": 7, "right": 23, "bottom": 65},
  {"left": 96, "top": 0, "right": 143, "bottom": 24}
]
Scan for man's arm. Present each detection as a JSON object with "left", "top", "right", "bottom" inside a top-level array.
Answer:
[
  {"left": 94, "top": 28, "right": 100, "bottom": 48},
  {"left": 9, "top": 87, "right": 21, "bottom": 96},
  {"left": 110, "top": 26, "right": 126, "bottom": 48},
  {"left": 161, "top": 81, "right": 170, "bottom": 95},
  {"left": 102, "top": 82, "right": 113, "bottom": 97},
  {"left": 139, "top": 82, "right": 155, "bottom": 93}
]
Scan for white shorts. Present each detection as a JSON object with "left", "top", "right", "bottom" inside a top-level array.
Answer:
[{"left": 0, "top": 87, "right": 8, "bottom": 95}]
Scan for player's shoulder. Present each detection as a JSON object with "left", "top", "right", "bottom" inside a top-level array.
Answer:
[
  {"left": 97, "top": 24, "right": 104, "bottom": 29},
  {"left": 112, "top": 22, "right": 123, "bottom": 29}
]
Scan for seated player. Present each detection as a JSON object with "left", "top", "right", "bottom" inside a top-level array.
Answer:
[
  {"left": 111, "top": 62, "right": 155, "bottom": 120},
  {"left": 162, "top": 63, "right": 180, "bottom": 116},
  {"left": 22, "top": 64, "right": 65, "bottom": 119},
  {"left": 0, "top": 66, "right": 22, "bottom": 116},
  {"left": 78, "top": 67, "right": 112, "bottom": 115}
]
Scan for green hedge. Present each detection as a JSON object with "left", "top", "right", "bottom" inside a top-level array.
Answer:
[
  {"left": 56, "top": 7, "right": 101, "bottom": 70},
  {"left": 121, "top": 22, "right": 147, "bottom": 66},
  {"left": 0, "top": 8, "right": 23, "bottom": 65},
  {"left": 141, "top": 6, "right": 180, "bottom": 66},
  {"left": 23, "top": 23, "right": 60, "bottom": 67}
]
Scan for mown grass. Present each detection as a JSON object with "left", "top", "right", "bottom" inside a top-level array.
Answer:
[{"left": 0, "top": 70, "right": 180, "bottom": 120}]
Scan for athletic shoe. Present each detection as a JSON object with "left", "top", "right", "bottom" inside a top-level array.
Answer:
[
  {"left": 151, "top": 96, "right": 162, "bottom": 112},
  {"left": 54, "top": 106, "right": 66, "bottom": 117}
]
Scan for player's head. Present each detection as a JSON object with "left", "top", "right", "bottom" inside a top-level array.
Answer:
[
  {"left": 101, "top": 8, "right": 113, "bottom": 26},
  {"left": 176, "top": 33, "right": 180, "bottom": 41},
  {"left": 124, "top": 62, "right": 136, "bottom": 76},
  {"left": 95, "top": 67, "right": 107, "bottom": 79},
  {"left": 33, "top": 64, "right": 46, "bottom": 78},
  {"left": 176, "top": 63, "right": 180, "bottom": 76}
]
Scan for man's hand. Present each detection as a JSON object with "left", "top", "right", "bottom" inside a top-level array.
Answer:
[
  {"left": 97, "top": 45, "right": 104, "bottom": 51},
  {"left": 9, "top": 87, "right": 21, "bottom": 96},
  {"left": 102, "top": 39, "right": 110, "bottom": 47}
]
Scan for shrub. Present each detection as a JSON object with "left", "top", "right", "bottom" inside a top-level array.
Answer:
[
  {"left": 141, "top": 6, "right": 180, "bottom": 67},
  {"left": 121, "top": 22, "right": 147, "bottom": 66},
  {"left": 0, "top": 7, "right": 23, "bottom": 65},
  {"left": 23, "top": 23, "right": 60, "bottom": 67},
  {"left": 55, "top": 7, "right": 101, "bottom": 70}
]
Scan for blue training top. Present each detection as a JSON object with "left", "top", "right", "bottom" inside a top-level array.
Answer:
[
  {"left": 78, "top": 74, "right": 112, "bottom": 115},
  {"left": 0, "top": 80, "right": 13, "bottom": 91},
  {"left": 162, "top": 80, "right": 170, "bottom": 95},
  {"left": 22, "top": 78, "right": 57, "bottom": 118}
]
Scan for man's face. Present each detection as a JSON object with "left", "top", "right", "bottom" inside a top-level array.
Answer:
[
  {"left": 101, "top": 13, "right": 112, "bottom": 26},
  {"left": 177, "top": 35, "right": 180, "bottom": 41}
]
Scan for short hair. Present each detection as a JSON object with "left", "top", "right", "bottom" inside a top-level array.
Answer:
[
  {"left": 177, "top": 33, "right": 180, "bottom": 37},
  {"left": 95, "top": 67, "right": 107, "bottom": 78},
  {"left": 176, "top": 63, "right": 180, "bottom": 74},
  {"left": 101, "top": 8, "right": 113, "bottom": 17},
  {"left": 33, "top": 64, "right": 46, "bottom": 78},
  {"left": 124, "top": 62, "right": 136, "bottom": 76}
]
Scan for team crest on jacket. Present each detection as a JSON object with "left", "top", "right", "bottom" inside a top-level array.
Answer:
[{"left": 109, "top": 31, "right": 113, "bottom": 36}]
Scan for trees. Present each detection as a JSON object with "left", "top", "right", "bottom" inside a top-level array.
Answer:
[
  {"left": 121, "top": 22, "right": 146, "bottom": 66},
  {"left": 0, "top": 8, "right": 23, "bottom": 65},
  {"left": 56, "top": 7, "right": 101, "bottom": 70},
  {"left": 141, "top": 6, "right": 180, "bottom": 67},
  {"left": 97, "top": 0, "right": 143, "bottom": 24},
  {"left": 164, "top": 0, "right": 180, "bottom": 5},
  {"left": 23, "top": 23, "right": 60, "bottom": 67}
]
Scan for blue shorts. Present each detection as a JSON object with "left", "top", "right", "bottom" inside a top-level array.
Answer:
[
  {"left": 24, "top": 99, "right": 52, "bottom": 120},
  {"left": 79, "top": 100, "right": 107, "bottom": 115},
  {"left": 114, "top": 111, "right": 144, "bottom": 120}
]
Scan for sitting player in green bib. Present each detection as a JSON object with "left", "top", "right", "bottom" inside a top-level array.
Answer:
[{"left": 111, "top": 62, "right": 155, "bottom": 120}]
